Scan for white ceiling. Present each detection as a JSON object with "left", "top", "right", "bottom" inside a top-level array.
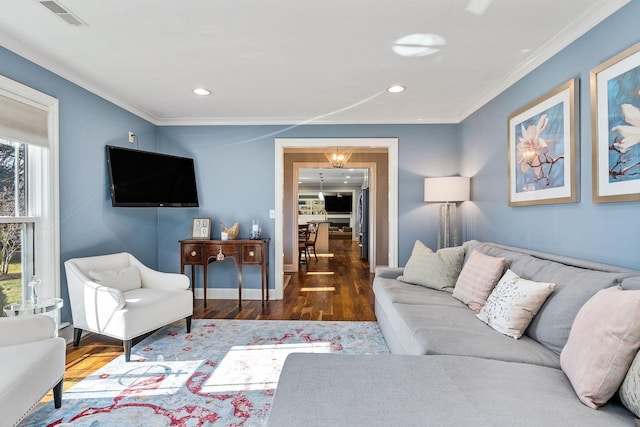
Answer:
[
  {"left": 299, "top": 167, "right": 367, "bottom": 187},
  {"left": 0, "top": 0, "right": 629, "bottom": 125}
]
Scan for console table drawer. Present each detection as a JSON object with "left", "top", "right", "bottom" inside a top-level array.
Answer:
[
  {"left": 182, "top": 244, "right": 204, "bottom": 263},
  {"left": 242, "top": 245, "right": 262, "bottom": 263},
  {"left": 207, "top": 243, "right": 239, "bottom": 257}
]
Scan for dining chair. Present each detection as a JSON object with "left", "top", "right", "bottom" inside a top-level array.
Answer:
[{"left": 298, "top": 224, "right": 310, "bottom": 264}]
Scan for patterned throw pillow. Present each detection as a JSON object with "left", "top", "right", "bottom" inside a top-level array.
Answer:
[
  {"left": 619, "top": 350, "right": 640, "bottom": 417},
  {"left": 560, "top": 286, "right": 640, "bottom": 409},
  {"left": 398, "top": 241, "right": 465, "bottom": 293},
  {"left": 89, "top": 265, "right": 142, "bottom": 292},
  {"left": 452, "top": 250, "right": 505, "bottom": 311},
  {"left": 476, "top": 269, "right": 556, "bottom": 339}
]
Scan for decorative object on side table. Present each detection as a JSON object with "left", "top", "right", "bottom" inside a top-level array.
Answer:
[
  {"left": 191, "top": 217, "right": 211, "bottom": 239},
  {"left": 250, "top": 219, "right": 262, "bottom": 239},
  {"left": 591, "top": 40, "right": 640, "bottom": 203},
  {"left": 220, "top": 222, "right": 239, "bottom": 240},
  {"left": 507, "top": 78, "right": 578, "bottom": 206}
]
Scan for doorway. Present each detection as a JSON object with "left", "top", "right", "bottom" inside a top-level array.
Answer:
[
  {"left": 294, "top": 166, "right": 372, "bottom": 273},
  {"left": 272, "top": 138, "right": 399, "bottom": 301}
]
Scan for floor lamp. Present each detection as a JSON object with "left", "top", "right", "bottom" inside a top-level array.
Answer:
[{"left": 424, "top": 176, "right": 470, "bottom": 249}]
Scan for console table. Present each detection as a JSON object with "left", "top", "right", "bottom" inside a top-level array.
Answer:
[{"left": 179, "top": 238, "right": 270, "bottom": 308}]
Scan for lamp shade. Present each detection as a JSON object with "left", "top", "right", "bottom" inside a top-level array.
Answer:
[{"left": 424, "top": 176, "right": 470, "bottom": 202}]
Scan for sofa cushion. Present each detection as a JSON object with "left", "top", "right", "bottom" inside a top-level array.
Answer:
[
  {"left": 561, "top": 286, "right": 640, "bottom": 408},
  {"left": 390, "top": 302, "right": 560, "bottom": 367},
  {"left": 374, "top": 276, "right": 468, "bottom": 308},
  {"left": 468, "top": 242, "right": 632, "bottom": 354},
  {"left": 268, "top": 353, "right": 633, "bottom": 427},
  {"left": 89, "top": 265, "right": 141, "bottom": 292},
  {"left": 476, "top": 269, "right": 556, "bottom": 339},
  {"left": 398, "top": 241, "right": 464, "bottom": 293},
  {"left": 452, "top": 250, "right": 505, "bottom": 311}
]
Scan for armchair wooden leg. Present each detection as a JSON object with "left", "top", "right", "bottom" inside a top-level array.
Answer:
[
  {"left": 53, "top": 378, "right": 63, "bottom": 408},
  {"left": 124, "top": 339, "right": 132, "bottom": 362},
  {"left": 186, "top": 315, "right": 192, "bottom": 333},
  {"left": 73, "top": 328, "right": 82, "bottom": 347}
]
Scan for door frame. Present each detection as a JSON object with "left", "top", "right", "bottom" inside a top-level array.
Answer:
[
  {"left": 272, "top": 137, "right": 398, "bottom": 300},
  {"left": 291, "top": 162, "right": 377, "bottom": 273}
]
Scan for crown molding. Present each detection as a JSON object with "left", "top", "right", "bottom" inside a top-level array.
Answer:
[{"left": 457, "top": 0, "right": 630, "bottom": 122}]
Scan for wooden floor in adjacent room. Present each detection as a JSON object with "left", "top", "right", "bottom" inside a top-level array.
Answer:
[{"left": 57, "top": 239, "right": 375, "bottom": 398}]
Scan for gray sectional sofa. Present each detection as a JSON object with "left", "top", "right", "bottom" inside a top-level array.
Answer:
[{"left": 268, "top": 241, "right": 640, "bottom": 426}]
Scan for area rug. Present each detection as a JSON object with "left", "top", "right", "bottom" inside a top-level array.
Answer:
[{"left": 21, "top": 319, "right": 390, "bottom": 426}]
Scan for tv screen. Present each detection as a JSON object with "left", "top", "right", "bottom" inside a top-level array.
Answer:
[
  {"left": 106, "top": 145, "right": 199, "bottom": 207},
  {"left": 324, "top": 194, "right": 352, "bottom": 213}
]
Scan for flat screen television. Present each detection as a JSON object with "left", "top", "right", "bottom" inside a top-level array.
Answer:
[
  {"left": 106, "top": 145, "right": 199, "bottom": 207},
  {"left": 324, "top": 194, "right": 352, "bottom": 213}
]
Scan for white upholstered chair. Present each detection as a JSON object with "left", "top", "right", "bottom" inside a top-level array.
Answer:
[
  {"left": 0, "top": 314, "right": 65, "bottom": 426},
  {"left": 64, "top": 252, "right": 193, "bottom": 362}
]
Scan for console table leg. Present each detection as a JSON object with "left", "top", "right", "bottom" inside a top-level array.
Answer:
[
  {"left": 190, "top": 265, "right": 195, "bottom": 304},
  {"left": 203, "top": 264, "right": 208, "bottom": 307},
  {"left": 261, "top": 264, "right": 265, "bottom": 306},
  {"left": 238, "top": 268, "right": 242, "bottom": 309}
]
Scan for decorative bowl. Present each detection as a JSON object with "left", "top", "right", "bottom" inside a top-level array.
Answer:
[{"left": 221, "top": 222, "right": 240, "bottom": 239}]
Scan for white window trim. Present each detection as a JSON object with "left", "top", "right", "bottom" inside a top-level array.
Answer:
[{"left": 0, "top": 75, "right": 60, "bottom": 298}]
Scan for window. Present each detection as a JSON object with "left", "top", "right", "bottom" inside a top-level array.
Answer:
[{"left": 0, "top": 76, "right": 59, "bottom": 315}]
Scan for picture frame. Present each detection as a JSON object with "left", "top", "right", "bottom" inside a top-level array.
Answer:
[
  {"left": 507, "top": 78, "right": 578, "bottom": 206},
  {"left": 191, "top": 217, "right": 211, "bottom": 239},
  {"left": 591, "top": 41, "right": 640, "bottom": 203}
]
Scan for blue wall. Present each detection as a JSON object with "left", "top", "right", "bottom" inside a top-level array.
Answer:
[
  {"left": 0, "top": 47, "right": 158, "bottom": 322},
  {"left": 459, "top": 1, "right": 640, "bottom": 269},
  {"left": 157, "top": 124, "right": 459, "bottom": 288}
]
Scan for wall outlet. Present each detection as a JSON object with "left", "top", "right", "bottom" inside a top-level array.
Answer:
[
  {"left": 269, "top": 209, "right": 275, "bottom": 219},
  {"left": 128, "top": 131, "right": 135, "bottom": 143}
]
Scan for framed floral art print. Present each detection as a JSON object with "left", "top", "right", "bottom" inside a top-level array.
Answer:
[
  {"left": 507, "top": 78, "right": 579, "bottom": 206},
  {"left": 591, "top": 41, "right": 640, "bottom": 203}
]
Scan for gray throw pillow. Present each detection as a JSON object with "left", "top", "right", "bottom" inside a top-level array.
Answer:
[{"left": 398, "top": 241, "right": 465, "bottom": 293}]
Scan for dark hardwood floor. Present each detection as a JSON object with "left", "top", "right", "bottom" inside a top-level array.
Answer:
[{"left": 53, "top": 239, "right": 375, "bottom": 400}]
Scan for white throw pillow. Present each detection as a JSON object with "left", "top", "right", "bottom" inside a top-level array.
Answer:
[
  {"left": 89, "top": 265, "right": 142, "bottom": 292},
  {"left": 619, "top": 350, "right": 640, "bottom": 417},
  {"left": 476, "top": 269, "right": 556, "bottom": 339},
  {"left": 398, "top": 241, "right": 464, "bottom": 293}
]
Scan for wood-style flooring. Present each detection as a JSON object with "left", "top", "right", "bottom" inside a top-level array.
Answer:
[{"left": 52, "top": 239, "right": 375, "bottom": 401}]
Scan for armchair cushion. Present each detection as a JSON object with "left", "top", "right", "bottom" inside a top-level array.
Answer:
[
  {"left": 0, "top": 315, "right": 65, "bottom": 426},
  {"left": 89, "top": 265, "right": 142, "bottom": 292}
]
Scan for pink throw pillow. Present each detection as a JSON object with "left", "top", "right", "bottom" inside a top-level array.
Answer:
[
  {"left": 560, "top": 286, "right": 640, "bottom": 408},
  {"left": 452, "top": 250, "right": 505, "bottom": 312}
]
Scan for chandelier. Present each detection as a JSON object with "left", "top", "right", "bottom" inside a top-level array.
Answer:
[{"left": 325, "top": 148, "right": 352, "bottom": 168}]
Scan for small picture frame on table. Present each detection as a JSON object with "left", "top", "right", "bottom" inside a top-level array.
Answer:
[{"left": 191, "top": 217, "right": 211, "bottom": 239}]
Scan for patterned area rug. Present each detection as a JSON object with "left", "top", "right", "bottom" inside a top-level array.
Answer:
[{"left": 22, "top": 320, "right": 390, "bottom": 426}]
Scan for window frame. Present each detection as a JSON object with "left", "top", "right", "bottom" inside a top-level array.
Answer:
[{"left": 0, "top": 75, "right": 60, "bottom": 299}]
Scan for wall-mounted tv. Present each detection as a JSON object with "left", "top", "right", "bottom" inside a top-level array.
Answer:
[
  {"left": 324, "top": 194, "right": 352, "bottom": 213},
  {"left": 106, "top": 145, "right": 199, "bottom": 207}
]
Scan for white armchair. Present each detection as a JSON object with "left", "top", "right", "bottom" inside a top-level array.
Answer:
[
  {"left": 64, "top": 252, "right": 193, "bottom": 362},
  {"left": 0, "top": 314, "right": 65, "bottom": 426}
]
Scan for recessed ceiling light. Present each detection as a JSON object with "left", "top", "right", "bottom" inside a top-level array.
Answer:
[
  {"left": 388, "top": 85, "right": 406, "bottom": 93},
  {"left": 193, "top": 88, "right": 211, "bottom": 96},
  {"left": 392, "top": 33, "right": 446, "bottom": 57}
]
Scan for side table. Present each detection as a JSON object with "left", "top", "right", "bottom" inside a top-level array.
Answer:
[{"left": 3, "top": 298, "right": 64, "bottom": 336}]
